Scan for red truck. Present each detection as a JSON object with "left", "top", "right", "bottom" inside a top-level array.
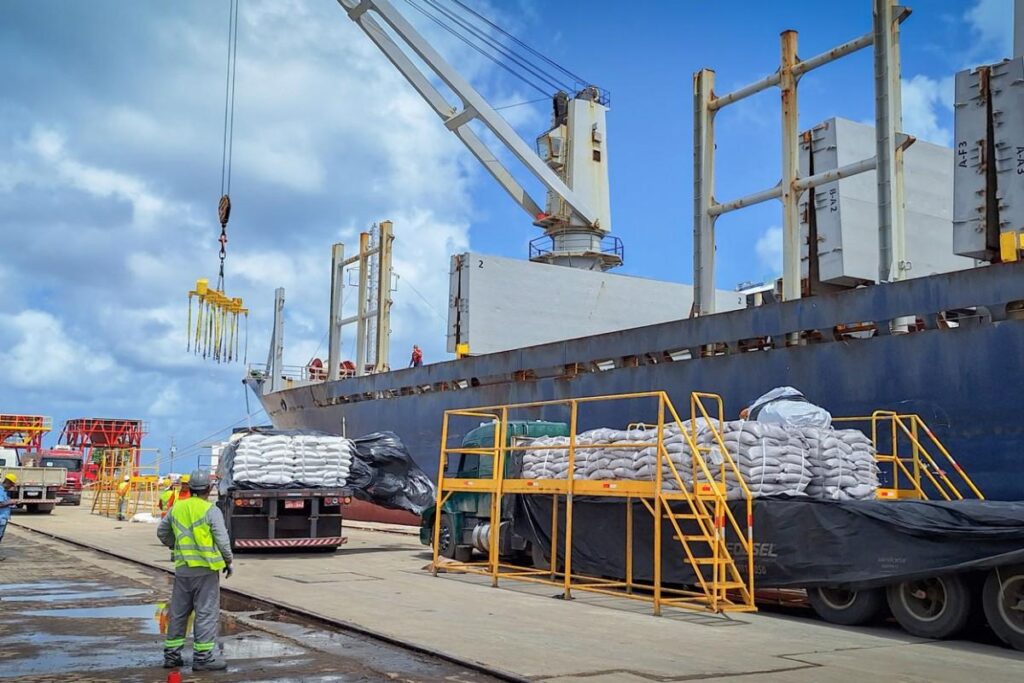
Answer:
[{"left": 26, "top": 447, "right": 86, "bottom": 506}]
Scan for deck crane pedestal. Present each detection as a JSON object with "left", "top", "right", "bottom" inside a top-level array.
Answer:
[{"left": 339, "top": 0, "right": 621, "bottom": 271}]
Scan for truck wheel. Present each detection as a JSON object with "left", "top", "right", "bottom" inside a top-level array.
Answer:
[
  {"left": 886, "top": 574, "right": 973, "bottom": 639},
  {"left": 806, "top": 587, "right": 887, "bottom": 625},
  {"left": 38, "top": 504, "right": 55, "bottom": 514},
  {"left": 982, "top": 565, "right": 1024, "bottom": 651},
  {"left": 437, "top": 514, "right": 471, "bottom": 562}
]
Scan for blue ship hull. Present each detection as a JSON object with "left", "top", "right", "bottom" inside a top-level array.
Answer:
[{"left": 252, "top": 262, "right": 1024, "bottom": 500}]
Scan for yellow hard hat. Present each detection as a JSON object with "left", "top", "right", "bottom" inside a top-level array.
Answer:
[
  {"left": 180, "top": 474, "right": 190, "bottom": 483},
  {"left": 3, "top": 472, "right": 16, "bottom": 484}
]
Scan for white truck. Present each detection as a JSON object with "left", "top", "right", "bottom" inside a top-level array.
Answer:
[{"left": 0, "top": 460, "right": 67, "bottom": 514}]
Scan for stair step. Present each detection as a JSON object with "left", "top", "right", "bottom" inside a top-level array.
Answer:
[
  {"left": 676, "top": 534, "right": 713, "bottom": 542},
  {"left": 692, "top": 557, "right": 730, "bottom": 564},
  {"left": 716, "top": 581, "right": 748, "bottom": 589},
  {"left": 670, "top": 513, "right": 711, "bottom": 520}
]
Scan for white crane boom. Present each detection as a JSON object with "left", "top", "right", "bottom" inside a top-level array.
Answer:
[{"left": 338, "top": 0, "right": 620, "bottom": 270}]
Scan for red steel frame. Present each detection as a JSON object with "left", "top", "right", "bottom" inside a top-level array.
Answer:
[{"left": 60, "top": 418, "right": 148, "bottom": 470}]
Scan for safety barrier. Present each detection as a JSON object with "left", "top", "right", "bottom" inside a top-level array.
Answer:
[{"left": 431, "top": 391, "right": 756, "bottom": 615}]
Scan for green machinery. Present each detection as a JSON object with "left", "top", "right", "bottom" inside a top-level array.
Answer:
[{"left": 420, "top": 420, "right": 568, "bottom": 561}]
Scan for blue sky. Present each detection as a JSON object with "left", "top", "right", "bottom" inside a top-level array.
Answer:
[{"left": 0, "top": 0, "right": 1013, "bottom": 470}]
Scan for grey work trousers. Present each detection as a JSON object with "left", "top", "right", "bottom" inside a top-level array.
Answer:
[{"left": 164, "top": 570, "right": 220, "bottom": 657}]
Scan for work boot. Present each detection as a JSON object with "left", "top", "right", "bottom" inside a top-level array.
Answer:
[
  {"left": 163, "top": 652, "right": 184, "bottom": 669},
  {"left": 192, "top": 654, "right": 227, "bottom": 671}
]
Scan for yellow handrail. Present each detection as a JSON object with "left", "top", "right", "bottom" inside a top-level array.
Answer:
[{"left": 834, "top": 411, "right": 984, "bottom": 500}]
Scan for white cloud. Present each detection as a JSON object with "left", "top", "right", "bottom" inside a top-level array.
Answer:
[
  {"left": 901, "top": 75, "right": 954, "bottom": 147},
  {"left": 755, "top": 225, "right": 782, "bottom": 275},
  {"left": 0, "top": 310, "right": 122, "bottom": 393},
  {"left": 965, "top": 0, "right": 1014, "bottom": 61},
  {"left": 24, "top": 127, "right": 182, "bottom": 230},
  {"left": 149, "top": 383, "right": 183, "bottom": 417}
]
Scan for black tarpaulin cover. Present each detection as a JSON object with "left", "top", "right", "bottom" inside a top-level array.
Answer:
[
  {"left": 512, "top": 495, "right": 1024, "bottom": 590},
  {"left": 218, "top": 428, "right": 435, "bottom": 516}
]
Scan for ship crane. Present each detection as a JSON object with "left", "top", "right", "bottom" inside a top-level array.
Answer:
[{"left": 339, "top": 0, "right": 621, "bottom": 271}]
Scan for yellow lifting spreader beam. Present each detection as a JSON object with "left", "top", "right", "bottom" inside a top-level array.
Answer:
[{"left": 187, "top": 278, "right": 247, "bottom": 363}]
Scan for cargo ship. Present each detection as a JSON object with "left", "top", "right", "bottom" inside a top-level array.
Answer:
[{"left": 248, "top": 1, "right": 1024, "bottom": 502}]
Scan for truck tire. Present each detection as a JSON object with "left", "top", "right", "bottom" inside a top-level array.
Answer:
[
  {"left": 982, "top": 565, "right": 1024, "bottom": 651},
  {"left": 437, "top": 514, "right": 471, "bottom": 562},
  {"left": 886, "top": 574, "right": 973, "bottom": 639},
  {"left": 806, "top": 587, "right": 887, "bottom": 625}
]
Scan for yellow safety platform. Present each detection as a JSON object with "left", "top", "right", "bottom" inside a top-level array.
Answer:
[{"left": 431, "top": 391, "right": 757, "bottom": 616}]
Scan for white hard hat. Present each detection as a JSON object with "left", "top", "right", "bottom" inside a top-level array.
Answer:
[{"left": 123, "top": 474, "right": 131, "bottom": 481}]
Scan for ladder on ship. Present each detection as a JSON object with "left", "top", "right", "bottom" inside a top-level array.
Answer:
[{"left": 432, "top": 390, "right": 756, "bottom": 615}]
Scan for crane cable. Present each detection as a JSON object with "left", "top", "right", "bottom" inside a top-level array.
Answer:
[
  {"left": 399, "top": 0, "right": 591, "bottom": 98},
  {"left": 448, "top": 0, "right": 587, "bottom": 90},
  {"left": 218, "top": 0, "right": 240, "bottom": 292}
]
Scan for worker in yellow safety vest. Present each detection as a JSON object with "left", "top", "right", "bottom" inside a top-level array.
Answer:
[
  {"left": 156, "top": 469, "right": 232, "bottom": 671},
  {"left": 116, "top": 475, "right": 131, "bottom": 521}
]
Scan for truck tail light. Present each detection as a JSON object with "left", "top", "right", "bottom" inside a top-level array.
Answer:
[{"left": 234, "top": 498, "right": 261, "bottom": 508}]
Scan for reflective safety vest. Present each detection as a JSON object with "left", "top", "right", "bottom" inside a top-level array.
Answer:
[
  {"left": 169, "top": 497, "right": 226, "bottom": 571},
  {"left": 117, "top": 482, "right": 130, "bottom": 498},
  {"left": 159, "top": 488, "right": 175, "bottom": 511}
]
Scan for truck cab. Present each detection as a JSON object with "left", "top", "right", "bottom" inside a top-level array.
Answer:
[
  {"left": 420, "top": 420, "right": 568, "bottom": 561},
  {"left": 35, "top": 447, "right": 85, "bottom": 505}
]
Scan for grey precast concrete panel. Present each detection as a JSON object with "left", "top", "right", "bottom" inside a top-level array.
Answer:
[
  {"left": 800, "top": 118, "right": 973, "bottom": 285},
  {"left": 446, "top": 253, "right": 746, "bottom": 355},
  {"left": 954, "top": 66, "right": 995, "bottom": 260},
  {"left": 992, "top": 58, "right": 1024, "bottom": 238}
]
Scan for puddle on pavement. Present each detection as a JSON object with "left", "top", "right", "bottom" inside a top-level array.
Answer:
[
  {"left": 0, "top": 580, "right": 103, "bottom": 593},
  {"left": 2, "top": 588, "right": 150, "bottom": 603},
  {"left": 18, "top": 603, "right": 163, "bottom": 633}
]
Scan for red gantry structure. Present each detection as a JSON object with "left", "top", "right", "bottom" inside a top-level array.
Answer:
[
  {"left": 0, "top": 414, "right": 53, "bottom": 451},
  {"left": 60, "top": 418, "right": 147, "bottom": 474}
]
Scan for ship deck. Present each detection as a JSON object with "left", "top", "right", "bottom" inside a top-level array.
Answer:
[{"left": 12, "top": 505, "right": 1024, "bottom": 681}]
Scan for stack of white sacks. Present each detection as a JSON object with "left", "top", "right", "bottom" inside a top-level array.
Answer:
[
  {"left": 231, "top": 434, "right": 353, "bottom": 487},
  {"left": 517, "top": 421, "right": 878, "bottom": 501},
  {"left": 800, "top": 427, "right": 879, "bottom": 500},
  {"left": 694, "top": 421, "right": 812, "bottom": 500},
  {"left": 521, "top": 424, "right": 695, "bottom": 483}
]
